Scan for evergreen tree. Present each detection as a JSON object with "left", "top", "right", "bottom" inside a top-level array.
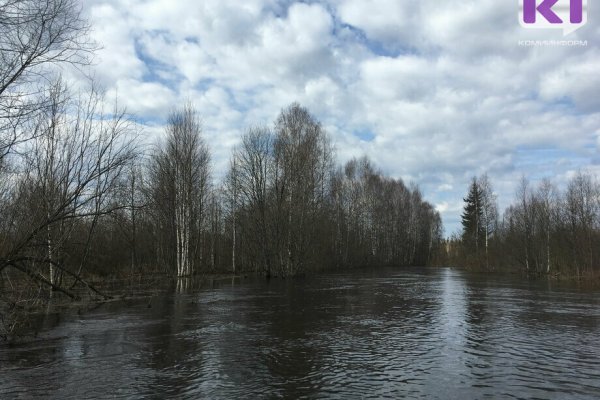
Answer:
[{"left": 462, "top": 178, "right": 484, "bottom": 257}]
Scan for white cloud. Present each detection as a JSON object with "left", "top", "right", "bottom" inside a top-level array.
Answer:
[
  {"left": 539, "top": 52, "right": 600, "bottom": 112},
  {"left": 108, "top": 79, "right": 177, "bottom": 118},
  {"left": 334, "top": 0, "right": 420, "bottom": 48},
  {"left": 87, "top": 3, "right": 147, "bottom": 85},
  {"left": 74, "top": 0, "right": 600, "bottom": 235}
]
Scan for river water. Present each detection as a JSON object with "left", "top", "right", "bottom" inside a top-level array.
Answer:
[{"left": 1, "top": 268, "right": 600, "bottom": 399}]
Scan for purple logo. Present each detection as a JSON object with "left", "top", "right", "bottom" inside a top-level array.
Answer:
[{"left": 520, "top": 0, "right": 587, "bottom": 35}]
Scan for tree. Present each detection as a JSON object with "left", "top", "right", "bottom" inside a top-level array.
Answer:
[
  {"left": 536, "top": 178, "right": 557, "bottom": 274},
  {"left": 327, "top": 156, "right": 441, "bottom": 269},
  {"left": 564, "top": 172, "right": 599, "bottom": 277},
  {"left": 459, "top": 175, "right": 498, "bottom": 269},
  {"left": 228, "top": 126, "right": 274, "bottom": 275},
  {"left": 478, "top": 174, "right": 498, "bottom": 269},
  {"left": 515, "top": 177, "right": 535, "bottom": 271},
  {"left": 0, "top": 0, "right": 93, "bottom": 162},
  {"left": 0, "top": 80, "right": 138, "bottom": 297},
  {"left": 451, "top": 171, "right": 600, "bottom": 277},
  {"left": 226, "top": 154, "right": 239, "bottom": 273},
  {"left": 461, "top": 177, "right": 484, "bottom": 260},
  {"left": 148, "top": 105, "right": 210, "bottom": 277},
  {"left": 272, "top": 103, "right": 333, "bottom": 276}
]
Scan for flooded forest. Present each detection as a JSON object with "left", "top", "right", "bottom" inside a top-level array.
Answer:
[
  {"left": 2, "top": 1, "right": 600, "bottom": 399},
  {"left": 0, "top": 0, "right": 442, "bottom": 339}
]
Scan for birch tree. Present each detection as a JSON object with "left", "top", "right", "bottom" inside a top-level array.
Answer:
[
  {"left": 0, "top": 0, "right": 94, "bottom": 162},
  {"left": 0, "top": 80, "right": 137, "bottom": 298},
  {"left": 564, "top": 172, "right": 599, "bottom": 276},
  {"left": 478, "top": 174, "right": 498, "bottom": 270},
  {"left": 515, "top": 177, "right": 535, "bottom": 271},
  {"left": 227, "top": 127, "right": 275, "bottom": 274},
  {"left": 536, "top": 178, "right": 557, "bottom": 274},
  {"left": 149, "top": 105, "right": 210, "bottom": 277},
  {"left": 273, "top": 103, "right": 333, "bottom": 276}
]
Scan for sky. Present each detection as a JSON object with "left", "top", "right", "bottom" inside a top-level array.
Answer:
[{"left": 73, "top": 0, "right": 600, "bottom": 236}]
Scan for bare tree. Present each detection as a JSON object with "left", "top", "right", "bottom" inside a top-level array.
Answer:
[
  {"left": 0, "top": 0, "right": 94, "bottom": 161},
  {"left": 515, "top": 177, "right": 535, "bottom": 271},
  {"left": 230, "top": 126, "right": 274, "bottom": 275},
  {"left": 0, "top": 79, "right": 137, "bottom": 299},
  {"left": 228, "top": 155, "right": 238, "bottom": 273},
  {"left": 536, "top": 178, "right": 558, "bottom": 274},
  {"left": 327, "top": 156, "right": 441, "bottom": 269},
  {"left": 564, "top": 172, "right": 599, "bottom": 276},
  {"left": 478, "top": 174, "right": 498, "bottom": 270},
  {"left": 149, "top": 105, "right": 210, "bottom": 277},
  {"left": 273, "top": 103, "right": 333, "bottom": 276}
]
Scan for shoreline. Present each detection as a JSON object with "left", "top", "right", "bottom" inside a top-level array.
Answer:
[
  {"left": 3, "top": 266, "right": 599, "bottom": 342},
  {"left": 447, "top": 265, "right": 600, "bottom": 288},
  {"left": 0, "top": 272, "right": 248, "bottom": 342}
]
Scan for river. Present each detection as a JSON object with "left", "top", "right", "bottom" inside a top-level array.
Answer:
[{"left": 1, "top": 268, "right": 600, "bottom": 399}]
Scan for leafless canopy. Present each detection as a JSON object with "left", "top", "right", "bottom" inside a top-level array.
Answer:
[
  {"left": 0, "top": 0, "right": 94, "bottom": 160},
  {"left": 148, "top": 104, "right": 211, "bottom": 277}
]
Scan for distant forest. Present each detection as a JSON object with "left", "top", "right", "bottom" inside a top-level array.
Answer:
[
  {"left": 0, "top": 0, "right": 443, "bottom": 320},
  {"left": 446, "top": 173, "right": 600, "bottom": 279}
]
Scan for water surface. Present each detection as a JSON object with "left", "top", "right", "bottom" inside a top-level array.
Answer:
[{"left": 1, "top": 268, "right": 600, "bottom": 399}]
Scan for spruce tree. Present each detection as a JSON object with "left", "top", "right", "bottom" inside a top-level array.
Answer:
[{"left": 462, "top": 178, "right": 484, "bottom": 256}]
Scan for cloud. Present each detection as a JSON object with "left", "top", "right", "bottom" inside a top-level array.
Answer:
[
  {"left": 108, "top": 79, "right": 177, "bottom": 119},
  {"left": 539, "top": 52, "right": 600, "bottom": 112},
  {"left": 87, "top": 3, "right": 147, "bottom": 85},
  {"left": 334, "top": 0, "right": 421, "bottom": 51},
  {"left": 75, "top": 0, "right": 600, "bottom": 235}
]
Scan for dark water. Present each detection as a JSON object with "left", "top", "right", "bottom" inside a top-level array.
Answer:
[{"left": 1, "top": 268, "right": 600, "bottom": 399}]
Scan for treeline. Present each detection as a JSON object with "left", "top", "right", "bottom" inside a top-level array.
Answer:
[
  {"left": 447, "top": 173, "right": 600, "bottom": 278},
  {"left": 0, "top": 98, "right": 443, "bottom": 290},
  {"left": 0, "top": 0, "right": 443, "bottom": 318},
  {"left": 224, "top": 117, "right": 443, "bottom": 277}
]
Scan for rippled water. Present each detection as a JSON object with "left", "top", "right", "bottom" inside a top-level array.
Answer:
[{"left": 2, "top": 268, "right": 600, "bottom": 399}]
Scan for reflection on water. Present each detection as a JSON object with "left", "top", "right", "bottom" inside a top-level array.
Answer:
[{"left": 1, "top": 268, "right": 600, "bottom": 399}]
